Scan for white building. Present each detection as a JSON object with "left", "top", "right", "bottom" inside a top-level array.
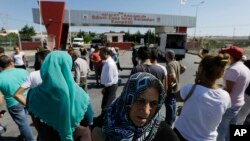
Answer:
[
  {"left": 104, "top": 32, "right": 125, "bottom": 42},
  {"left": 31, "top": 34, "right": 48, "bottom": 42}
]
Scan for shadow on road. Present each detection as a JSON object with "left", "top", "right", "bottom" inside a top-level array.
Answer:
[
  {"left": 87, "top": 83, "right": 103, "bottom": 90},
  {"left": 0, "top": 136, "right": 22, "bottom": 141}
]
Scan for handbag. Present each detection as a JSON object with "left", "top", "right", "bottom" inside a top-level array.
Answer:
[{"left": 176, "top": 84, "right": 196, "bottom": 116}]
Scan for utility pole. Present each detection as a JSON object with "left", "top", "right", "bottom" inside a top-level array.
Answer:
[
  {"left": 0, "top": 13, "right": 8, "bottom": 30},
  {"left": 191, "top": 1, "right": 205, "bottom": 48},
  {"left": 38, "top": 0, "right": 43, "bottom": 47},
  {"left": 68, "top": 8, "right": 72, "bottom": 44},
  {"left": 191, "top": 1, "right": 205, "bottom": 39}
]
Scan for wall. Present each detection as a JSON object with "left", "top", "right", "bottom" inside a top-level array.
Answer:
[
  {"left": 110, "top": 42, "right": 132, "bottom": 50},
  {"left": 19, "top": 42, "right": 41, "bottom": 50}
]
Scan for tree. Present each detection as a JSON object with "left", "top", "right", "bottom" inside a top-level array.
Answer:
[
  {"left": 0, "top": 33, "right": 18, "bottom": 48},
  {"left": 133, "top": 30, "right": 142, "bottom": 44},
  {"left": 89, "top": 31, "right": 96, "bottom": 38},
  {"left": 19, "top": 24, "right": 36, "bottom": 41},
  {"left": 123, "top": 30, "right": 130, "bottom": 42},
  {"left": 144, "top": 30, "right": 155, "bottom": 45},
  {"left": 6, "top": 32, "right": 18, "bottom": 43},
  {"left": 77, "top": 30, "right": 85, "bottom": 38},
  {"left": 84, "top": 34, "right": 91, "bottom": 43}
]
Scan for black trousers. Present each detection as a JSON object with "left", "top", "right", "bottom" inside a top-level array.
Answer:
[
  {"left": 101, "top": 84, "right": 118, "bottom": 111},
  {"left": 94, "top": 66, "right": 102, "bottom": 86},
  {"left": 15, "top": 65, "right": 26, "bottom": 69}
]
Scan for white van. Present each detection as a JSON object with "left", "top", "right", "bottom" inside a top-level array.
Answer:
[{"left": 72, "top": 38, "right": 84, "bottom": 47}]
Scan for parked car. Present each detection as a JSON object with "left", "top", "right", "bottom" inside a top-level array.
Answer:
[
  {"left": 91, "top": 38, "right": 103, "bottom": 47},
  {"left": 72, "top": 38, "right": 84, "bottom": 47}
]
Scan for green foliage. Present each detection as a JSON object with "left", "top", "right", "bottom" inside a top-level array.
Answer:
[
  {"left": 124, "top": 30, "right": 130, "bottom": 42},
  {"left": 202, "top": 39, "right": 250, "bottom": 49},
  {"left": 77, "top": 30, "right": 85, "bottom": 38},
  {"left": 19, "top": 24, "right": 36, "bottom": 41},
  {"left": 0, "top": 33, "right": 19, "bottom": 48},
  {"left": 135, "top": 30, "right": 141, "bottom": 36},
  {"left": 144, "top": 30, "right": 155, "bottom": 45},
  {"left": 89, "top": 32, "right": 96, "bottom": 38},
  {"left": 206, "top": 40, "right": 218, "bottom": 49},
  {"left": 227, "top": 39, "right": 250, "bottom": 47},
  {"left": 99, "top": 34, "right": 107, "bottom": 44},
  {"left": 84, "top": 34, "right": 91, "bottom": 43},
  {"left": 6, "top": 33, "right": 18, "bottom": 43},
  {"left": 73, "top": 29, "right": 158, "bottom": 45},
  {"left": 109, "top": 30, "right": 116, "bottom": 33}
]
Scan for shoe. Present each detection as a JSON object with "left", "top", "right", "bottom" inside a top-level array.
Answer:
[{"left": 0, "top": 125, "right": 6, "bottom": 135}]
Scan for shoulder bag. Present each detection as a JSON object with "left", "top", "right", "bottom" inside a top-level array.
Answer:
[{"left": 176, "top": 84, "right": 196, "bottom": 116}]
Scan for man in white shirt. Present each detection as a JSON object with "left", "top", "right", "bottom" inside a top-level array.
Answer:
[
  {"left": 72, "top": 50, "right": 89, "bottom": 91},
  {"left": 14, "top": 50, "right": 50, "bottom": 105},
  {"left": 100, "top": 47, "right": 119, "bottom": 111}
]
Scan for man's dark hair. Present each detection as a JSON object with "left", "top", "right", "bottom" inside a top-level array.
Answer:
[
  {"left": 137, "top": 46, "right": 151, "bottom": 61},
  {"left": 94, "top": 45, "right": 99, "bottom": 50},
  {"left": 150, "top": 48, "right": 158, "bottom": 61},
  {"left": 34, "top": 50, "right": 51, "bottom": 70},
  {"left": 0, "top": 47, "right": 4, "bottom": 54},
  {"left": 0, "top": 55, "right": 12, "bottom": 69},
  {"left": 202, "top": 49, "right": 209, "bottom": 54},
  {"left": 37, "top": 50, "right": 51, "bottom": 61}
]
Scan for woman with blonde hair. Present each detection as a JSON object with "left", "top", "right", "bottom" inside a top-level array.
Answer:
[{"left": 174, "top": 54, "right": 231, "bottom": 141}]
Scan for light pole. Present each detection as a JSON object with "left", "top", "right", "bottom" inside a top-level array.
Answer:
[
  {"left": 38, "top": 0, "right": 43, "bottom": 47},
  {"left": 17, "top": 33, "right": 22, "bottom": 50},
  {"left": 192, "top": 1, "right": 205, "bottom": 39},
  {"left": 68, "top": 9, "right": 72, "bottom": 44}
]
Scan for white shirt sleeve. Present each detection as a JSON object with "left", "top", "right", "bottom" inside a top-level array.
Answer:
[
  {"left": 21, "top": 75, "right": 32, "bottom": 89},
  {"left": 73, "top": 62, "right": 81, "bottom": 84},
  {"left": 101, "top": 58, "right": 119, "bottom": 87},
  {"left": 180, "top": 84, "right": 193, "bottom": 100}
]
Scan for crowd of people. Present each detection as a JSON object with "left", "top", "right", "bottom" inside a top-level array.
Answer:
[{"left": 0, "top": 44, "right": 250, "bottom": 141}]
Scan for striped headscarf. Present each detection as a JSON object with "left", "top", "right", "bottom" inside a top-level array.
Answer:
[
  {"left": 27, "top": 51, "right": 90, "bottom": 141},
  {"left": 103, "top": 72, "right": 165, "bottom": 141}
]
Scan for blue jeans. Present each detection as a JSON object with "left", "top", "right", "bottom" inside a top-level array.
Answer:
[
  {"left": 217, "top": 106, "right": 241, "bottom": 141},
  {"left": 8, "top": 104, "right": 34, "bottom": 141},
  {"left": 165, "top": 93, "right": 176, "bottom": 125},
  {"left": 235, "top": 94, "right": 250, "bottom": 125}
]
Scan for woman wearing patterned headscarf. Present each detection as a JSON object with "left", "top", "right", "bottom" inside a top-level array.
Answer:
[
  {"left": 92, "top": 72, "right": 179, "bottom": 141},
  {"left": 26, "top": 51, "right": 93, "bottom": 141}
]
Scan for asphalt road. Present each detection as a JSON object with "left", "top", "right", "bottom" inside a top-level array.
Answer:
[{"left": 1, "top": 50, "right": 201, "bottom": 140}]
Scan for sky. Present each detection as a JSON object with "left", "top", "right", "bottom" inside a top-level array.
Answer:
[{"left": 1, "top": 0, "right": 250, "bottom": 37}]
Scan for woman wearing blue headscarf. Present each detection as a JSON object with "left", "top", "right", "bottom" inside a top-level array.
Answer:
[
  {"left": 26, "top": 51, "right": 93, "bottom": 141},
  {"left": 92, "top": 72, "right": 179, "bottom": 141}
]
